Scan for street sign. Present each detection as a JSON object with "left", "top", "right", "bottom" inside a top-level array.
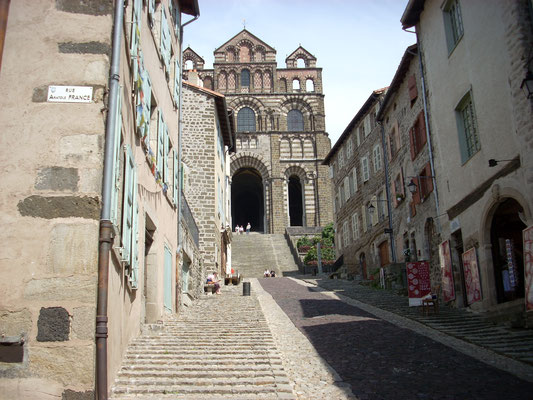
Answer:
[{"left": 47, "top": 85, "right": 93, "bottom": 103}]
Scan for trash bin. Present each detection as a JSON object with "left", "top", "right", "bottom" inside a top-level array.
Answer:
[{"left": 243, "top": 281, "right": 251, "bottom": 296}]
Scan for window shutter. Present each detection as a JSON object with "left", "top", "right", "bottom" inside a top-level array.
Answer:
[
  {"left": 173, "top": 149, "right": 179, "bottom": 206},
  {"left": 392, "top": 178, "right": 398, "bottom": 208},
  {"left": 130, "top": 0, "right": 142, "bottom": 62},
  {"left": 110, "top": 86, "right": 123, "bottom": 227},
  {"left": 157, "top": 110, "right": 165, "bottom": 179},
  {"left": 386, "top": 134, "right": 392, "bottom": 161},
  {"left": 425, "top": 162, "right": 434, "bottom": 195},
  {"left": 163, "top": 124, "right": 169, "bottom": 185},
  {"left": 173, "top": 58, "right": 180, "bottom": 106},
  {"left": 419, "top": 112, "right": 427, "bottom": 147},
  {"left": 129, "top": 169, "right": 139, "bottom": 289},
  {"left": 409, "top": 127, "right": 416, "bottom": 160},
  {"left": 121, "top": 145, "right": 135, "bottom": 264},
  {"left": 344, "top": 176, "right": 350, "bottom": 200},
  {"left": 352, "top": 167, "right": 358, "bottom": 192},
  {"left": 160, "top": 8, "right": 171, "bottom": 73},
  {"left": 408, "top": 74, "right": 418, "bottom": 102},
  {"left": 361, "top": 205, "right": 367, "bottom": 232},
  {"left": 148, "top": 0, "right": 155, "bottom": 26}
]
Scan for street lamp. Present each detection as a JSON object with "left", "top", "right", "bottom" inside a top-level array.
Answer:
[
  {"left": 407, "top": 176, "right": 436, "bottom": 194},
  {"left": 407, "top": 179, "right": 417, "bottom": 194}
]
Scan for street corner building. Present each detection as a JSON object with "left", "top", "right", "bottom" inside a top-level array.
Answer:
[
  {"left": 183, "top": 29, "right": 333, "bottom": 235},
  {"left": 0, "top": 0, "right": 202, "bottom": 398}
]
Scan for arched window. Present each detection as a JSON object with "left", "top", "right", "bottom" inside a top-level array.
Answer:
[
  {"left": 184, "top": 60, "right": 194, "bottom": 70},
  {"left": 237, "top": 107, "right": 256, "bottom": 132},
  {"left": 306, "top": 79, "right": 314, "bottom": 92},
  {"left": 241, "top": 69, "right": 250, "bottom": 87},
  {"left": 287, "top": 109, "right": 304, "bottom": 131},
  {"left": 292, "top": 79, "right": 300, "bottom": 91},
  {"left": 297, "top": 58, "right": 305, "bottom": 68}
]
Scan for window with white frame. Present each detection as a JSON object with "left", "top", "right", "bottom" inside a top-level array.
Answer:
[
  {"left": 338, "top": 146, "right": 344, "bottom": 168},
  {"left": 373, "top": 144, "right": 382, "bottom": 172},
  {"left": 364, "top": 115, "right": 371, "bottom": 136},
  {"left": 361, "top": 156, "right": 370, "bottom": 182},
  {"left": 340, "top": 183, "right": 345, "bottom": 205},
  {"left": 456, "top": 90, "right": 480, "bottom": 163},
  {"left": 443, "top": 0, "right": 464, "bottom": 54},
  {"left": 351, "top": 166, "right": 358, "bottom": 193},
  {"left": 348, "top": 169, "right": 355, "bottom": 196},
  {"left": 346, "top": 137, "right": 353, "bottom": 159},
  {"left": 351, "top": 213, "right": 359, "bottom": 240},
  {"left": 343, "top": 176, "right": 350, "bottom": 201},
  {"left": 343, "top": 221, "right": 349, "bottom": 248}
]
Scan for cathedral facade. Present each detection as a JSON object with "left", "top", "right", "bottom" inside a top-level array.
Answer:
[{"left": 184, "top": 29, "right": 332, "bottom": 234}]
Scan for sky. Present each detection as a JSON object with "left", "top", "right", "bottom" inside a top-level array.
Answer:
[{"left": 183, "top": 0, "right": 415, "bottom": 145}]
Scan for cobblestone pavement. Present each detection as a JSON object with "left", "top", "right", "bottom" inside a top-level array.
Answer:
[{"left": 259, "top": 277, "right": 533, "bottom": 400}]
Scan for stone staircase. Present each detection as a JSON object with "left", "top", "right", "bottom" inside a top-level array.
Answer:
[
  {"left": 110, "top": 284, "right": 295, "bottom": 399},
  {"left": 311, "top": 278, "right": 533, "bottom": 366},
  {"left": 232, "top": 233, "right": 300, "bottom": 278}
]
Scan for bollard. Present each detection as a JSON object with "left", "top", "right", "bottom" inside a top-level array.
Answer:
[{"left": 243, "top": 281, "right": 251, "bottom": 296}]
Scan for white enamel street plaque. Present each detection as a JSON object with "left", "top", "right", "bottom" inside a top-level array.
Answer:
[{"left": 47, "top": 86, "right": 93, "bottom": 103}]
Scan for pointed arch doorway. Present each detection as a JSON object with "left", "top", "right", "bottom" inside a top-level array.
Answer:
[{"left": 232, "top": 168, "right": 264, "bottom": 232}]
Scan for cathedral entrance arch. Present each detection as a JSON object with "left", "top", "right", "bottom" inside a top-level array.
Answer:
[
  {"left": 288, "top": 175, "right": 303, "bottom": 226},
  {"left": 232, "top": 168, "right": 264, "bottom": 232}
]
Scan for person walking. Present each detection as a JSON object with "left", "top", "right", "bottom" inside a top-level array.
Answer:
[{"left": 246, "top": 222, "right": 251, "bottom": 234}]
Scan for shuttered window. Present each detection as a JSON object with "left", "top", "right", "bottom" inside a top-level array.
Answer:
[
  {"left": 160, "top": 8, "right": 171, "bottom": 74},
  {"left": 110, "top": 86, "right": 123, "bottom": 228},
  {"left": 173, "top": 58, "right": 180, "bottom": 106},
  {"left": 130, "top": 0, "right": 142, "bottom": 66},
  {"left": 361, "top": 156, "right": 370, "bottom": 182},
  {"left": 122, "top": 146, "right": 137, "bottom": 271},
  {"left": 157, "top": 110, "right": 166, "bottom": 178},
  {"left": 136, "top": 66, "right": 151, "bottom": 139},
  {"left": 173, "top": 149, "right": 179, "bottom": 206}
]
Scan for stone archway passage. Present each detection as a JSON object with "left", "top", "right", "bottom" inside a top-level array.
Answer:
[
  {"left": 490, "top": 198, "right": 526, "bottom": 304},
  {"left": 232, "top": 168, "right": 264, "bottom": 232},
  {"left": 288, "top": 175, "right": 303, "bottom": 226}
]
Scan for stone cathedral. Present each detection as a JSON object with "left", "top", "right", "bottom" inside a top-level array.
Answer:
[{"left": 183, "top": 29, "right": 333, "bottom": 234}]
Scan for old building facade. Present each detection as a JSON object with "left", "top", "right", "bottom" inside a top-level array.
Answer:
[
  {"left": 181, "top": 79, "right": 235, "bottom": 295},
  {"left": 0, "top": 0, "right": 199, "bottom": 398},
  {"left": 377, "top": 44, "right": 442, "bottom": 292},
  {"left": 324, "top": 90, "right": 387, "bottom": 279},
  {"left": 184, "top": 29, "right": 333, "bottom": 234},
  {"left": 402, "top": 0, "right": 533, "bottom": 319}
]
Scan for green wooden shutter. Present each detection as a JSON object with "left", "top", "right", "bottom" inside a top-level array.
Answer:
[
  {"left": 157, "top": 110, "right": 165, "bottom": 177},
  {"left": 148, "top": 0, "right": 155, "bottom": 26},
  {"left": 163, "top": 124, "right": 169, "bottom": 185},
  {"left": 173, "top": 58, "right": 180, "bottom": 106},
  {"left": 122, "top": 145, "right": 135, "bottom": 264},
  {"left": 160, "top": 8, "right": 171, "bottom": 73},
  {"left": 130, "top": 0, "right": 142, "bottom": 73},
  {"left": 129, "top": 169, "right": 139, "bottom": 289},
  {"left": 173, "top": 149, "right": 179, "bottom": 205},
  {"left": 110, "top": 86, "right": 123, "bottom": 227}
]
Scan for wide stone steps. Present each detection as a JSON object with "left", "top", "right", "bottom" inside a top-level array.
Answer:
[
  {"left": 232, "top": 233, "right": 299, "bottom": 278},
  {"left": 110, "top": 284, "right": 295, "bottom": 399},
  {"left": 312, "top": 278, "right": 533, "bottom": 366}
]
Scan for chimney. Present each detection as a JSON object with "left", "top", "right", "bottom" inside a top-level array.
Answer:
[{"left": 186, "top": 69, "right": 202, "bottom": 87}]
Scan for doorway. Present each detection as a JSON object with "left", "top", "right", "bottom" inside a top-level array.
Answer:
[
  {"left": 490, "top": 198, "right": 526, "bottom": 303},
  {"left": 288, "top": 175, "right": 303, "bottom": 226},
  {"left": 232, "top": 168, "right": 264, "bottom": 232}
]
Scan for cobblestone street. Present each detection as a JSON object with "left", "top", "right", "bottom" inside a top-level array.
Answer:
[{"left": 259, "top": 277, "right": 533, "bottom": 400}]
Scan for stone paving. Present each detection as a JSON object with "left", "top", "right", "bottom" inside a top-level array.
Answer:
[{"left": 259, "top": 277, "right": 533, "bottom": 400}]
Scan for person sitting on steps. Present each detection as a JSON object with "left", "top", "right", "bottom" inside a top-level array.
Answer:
[{"left": 206, "top": 272, "right": 221, "bottom": 294}]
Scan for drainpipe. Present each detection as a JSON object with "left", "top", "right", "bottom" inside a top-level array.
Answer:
[
  {"left": 377, "top": 97, "right": 397, "bottom": 263},
  {"left": 177, "top": 14, "right": 199, "bottom": 254},
  {"left": 96, "top": 1, "right": 123, "bottom": 399},
  {"left": 404, "top": 27, "right": 441, "bottom": 229}
]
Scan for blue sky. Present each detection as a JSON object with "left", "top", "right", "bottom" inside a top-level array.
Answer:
[{"left": 183, "top": 0, "right": 415, "bottom": 145}]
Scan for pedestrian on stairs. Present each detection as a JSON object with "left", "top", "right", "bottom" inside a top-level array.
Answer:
[
  {"left": 239, "top": 225, "right": 244, "bottom": 234},
  {"left": 246, "top": 222, "right": 251, "bottom": 234},
  {"left": 206, "top": 272, "right": 221, "bottom": 294}
]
